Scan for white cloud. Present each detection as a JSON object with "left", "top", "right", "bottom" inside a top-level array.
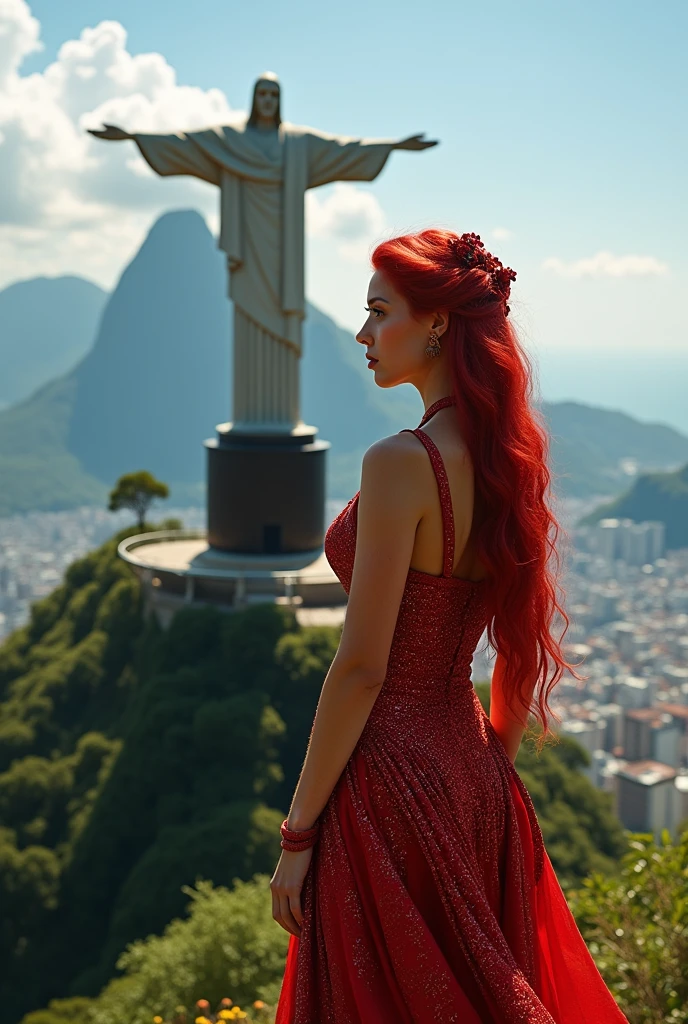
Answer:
[
  {"left": 0, "top": 1, "right": 236, "bottom": 286},
  {"left": 0, "top": 1, "right": 387, "bottom": 290},
  {"left": 306, "top": 182, "right": 386, "bottom": 262},
  {"left": 542, "top": 251, "right": 669, "bottom": 279},
  {"left": 491, "top": 227, "right": 513, "bottom": 241},
  {"left": 0, "top": 0, "right": 41, "bottom": 86}
]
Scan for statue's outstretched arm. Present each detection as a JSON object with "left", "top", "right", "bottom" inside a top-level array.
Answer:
[
  {"left": 87, "top": 123, "right": 221, "bottom": 187},
  {"left": 306, "top": 128, "right": 439, "bottom": 190},
  {"left": 393, "top": 133, "right": 439, "bottom": 151},
  {"left": 87, "top": 124, "right": 133, "bottom": 141}
]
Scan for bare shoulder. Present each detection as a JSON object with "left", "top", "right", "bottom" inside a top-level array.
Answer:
[
  {"left": 364, "top": 427, "right": 476, "bottom": 535},
  {"left": 361, "top": 433, "right": 429, "bottom": 509},
  {"left": 362, "top": 430, "right": 427, "bottom": 481}
]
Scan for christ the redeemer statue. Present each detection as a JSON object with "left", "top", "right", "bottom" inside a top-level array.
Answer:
[{"left": 89, "top": 72, "right": 438, "bottom": 433}]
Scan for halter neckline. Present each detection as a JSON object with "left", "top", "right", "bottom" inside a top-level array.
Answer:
[{"left": 418, "top": 395, "right": 455, "bottom": 429}]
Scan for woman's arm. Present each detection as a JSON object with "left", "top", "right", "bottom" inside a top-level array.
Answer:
[
  {"left": 488, "top": 650, "right": 536, "bottom": 763},
  {"left": 285, "top": 435, "right": 425, "bottom": 830},
  {"left": 285, "top": 661, "right": 385, "bottom": 830}
]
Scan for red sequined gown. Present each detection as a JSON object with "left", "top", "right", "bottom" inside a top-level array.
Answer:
[{"left": 275, "top": 396, "right": 629, "bottom": 1024}]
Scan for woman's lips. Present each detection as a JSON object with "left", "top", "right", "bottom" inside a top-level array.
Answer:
[{"left": 367, "top": 357, "right": 378, "bottom": 368}]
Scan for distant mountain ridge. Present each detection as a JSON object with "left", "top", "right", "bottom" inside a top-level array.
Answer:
[
  {"left": 0, "top": 209, "right": 686, "bottom": 517},
  {"left": 541, "top": 401, "right": 688, "bottom": 499},
  {"left": 0, "top": 275, "right": 108, "bottom": 409},
  {"left": 579, "top": 462, "right": 688, "bottom": 549}
]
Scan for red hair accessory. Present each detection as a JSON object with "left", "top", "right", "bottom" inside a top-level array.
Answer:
[{"left": 449, "top": 232, "right": 517, "bottom": 316}]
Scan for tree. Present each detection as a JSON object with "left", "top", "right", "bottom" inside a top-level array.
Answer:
[
  {"left": 20, "top": 877, "right": 288, "bottom": 1024},
  {"left": 568, "top": 828, "right": 688, "bottom": 1022},
  {"left": 108, "top": 471, "right": 169, "bottom": 529}
]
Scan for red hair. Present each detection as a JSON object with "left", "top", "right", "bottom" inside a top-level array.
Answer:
[{"left": 371, "top": 228, "right": 582, "bottom": 748}]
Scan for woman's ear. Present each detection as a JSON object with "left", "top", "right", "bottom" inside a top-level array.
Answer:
[{"left": 432, "top": 309, "right": 450, "bottom": 338}]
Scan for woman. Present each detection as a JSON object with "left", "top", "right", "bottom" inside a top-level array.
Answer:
[{"left": 271, "top": 229, "right": 629, "bottom": 1023}]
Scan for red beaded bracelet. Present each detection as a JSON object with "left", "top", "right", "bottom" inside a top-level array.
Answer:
[{"left": 280, "top": 818, "right": 320, "bottom": 851}]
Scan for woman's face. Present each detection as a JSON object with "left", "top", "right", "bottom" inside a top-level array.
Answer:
[{"left": 356, "top": 269, "right": 437, "bottom": 388}]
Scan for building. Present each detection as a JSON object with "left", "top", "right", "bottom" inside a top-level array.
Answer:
[
  {"left": 623, "top": 708, "right": 682, "bottom": 768},
  {"left": 559, "top": 717, "right": 606, "bottom": 759},
  {"left": 656, "top": 704, "right": 688, "bottom": 766},
  {"left": 596, "top": 519, "right": 624, "bottom": 561},
  {"left": 590, "top": 586, "right": 622, "bottom": 625},
  {"left": 596, "top": 703, "right": 624, "bottom": 752},
  {"left": 615, "top": 674, "right": 656, "bottom": 709},
  {"left": 612, "top": 621, "right": 639, "bottom": 659},
  {"left": 646, "top": 521, "right": 666, "bottom": 563},
  {"left": 588, "top": 750, "right": 627, "bottom": 792},
  {"left": 675, "top": 774, "right": 688, "bottom": 832},
  {"left": 616, "top": 760, "right": 678, "bottom": 836},
  {"left": 662, "top": 664, "right": 688, "bottom": 690},
  {"left": 595, "top": 517, "right": 665, "bottom": 567}
]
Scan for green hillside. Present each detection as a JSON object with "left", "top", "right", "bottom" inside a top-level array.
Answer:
[
  {"left": 578, "top": 461, "right": 688, "bottom": 548},
  {"left": 0, "top": 375, "right": 108, "bottom": 516},
  {"left": 0, "top": 524, "right": 628, "bottom": 1022},
  {"left": 0, "top": 523, "right": 336, "bottom": 1021}
]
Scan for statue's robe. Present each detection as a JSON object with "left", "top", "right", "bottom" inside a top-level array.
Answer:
[{"left": 133, "top": 120, "right": 396, "bottom": 429}]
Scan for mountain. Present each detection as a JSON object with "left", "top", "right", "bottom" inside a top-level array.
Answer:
[
  {"left": 0, "top": 275, "right": 108, "bottom": 409},
  {"left": 0, "top": 209, "right": 686, "bottom": 517},
  {"left": 67, "top": 210, "right": 408, "bottom": 500},
  {"left": 540, "top": 401, "right": 688, "bottom": 500},
  {"left": 67, "top": 210, "right": 232, "bottom": 495},
  {"left": 0, "top": 209, "right": 410, "bottom": 515},
  {"left": 0, "top": 374, "right": 107, "bottom": 515},
  {"left": 578, "top": 462, "right": 688, "bottom": 549}
]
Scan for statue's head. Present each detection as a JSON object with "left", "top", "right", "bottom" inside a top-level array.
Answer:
[{"left": 248, "top": 72, "right": 281, "bottom": 129}]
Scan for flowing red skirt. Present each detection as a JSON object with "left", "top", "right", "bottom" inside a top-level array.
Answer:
[{"left": 275, "top": 737, "right": 628, "bottom": 1023}]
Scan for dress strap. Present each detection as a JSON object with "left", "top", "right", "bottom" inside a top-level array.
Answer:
[
  {"left": 400, "top": 428, "right": 455, "bottom": 578},
  {"left": 418, "top": 395, "right": 455, "bottom": 428}
]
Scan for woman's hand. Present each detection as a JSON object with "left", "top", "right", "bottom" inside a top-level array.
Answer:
[{"left": 270, "top": 845, "right": 314, "bottom": 938}]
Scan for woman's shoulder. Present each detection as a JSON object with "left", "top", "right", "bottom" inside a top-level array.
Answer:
[
  {"left": 359, "top": 433, "right": 430, "bottom": 508},
  {"left": 362, "top": 430, "right": 430, "bottom": 469}
]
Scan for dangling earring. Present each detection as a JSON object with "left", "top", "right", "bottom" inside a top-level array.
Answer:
[{"left": 425, "top": 330, "right": 441, "bottom": 358}]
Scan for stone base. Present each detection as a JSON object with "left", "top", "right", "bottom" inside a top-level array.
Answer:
[
  {"left": 204, "top": 421, "right": 330, "bottom": 554},
  {"left": 117, "top": 529, "right": 347, "bottom": 631}
]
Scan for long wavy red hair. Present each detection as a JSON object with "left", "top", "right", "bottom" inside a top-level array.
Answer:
[{"left": 371, "top": 228, "right": 582, "bottom": 749}]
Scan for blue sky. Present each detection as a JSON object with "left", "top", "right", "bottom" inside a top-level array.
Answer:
[{"left": 2, "top": 0, "right": 687, "bottom": 428}]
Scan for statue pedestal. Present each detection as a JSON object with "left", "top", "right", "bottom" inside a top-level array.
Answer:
[
  {"left": 117, "top": 528, "right": 347, "bottom": 631},
  {"left": 204, "top": 421, "right": 330, "bottom": 554},
  {"left": 117, "top": 420, "right": 342, "bottom": 632}
]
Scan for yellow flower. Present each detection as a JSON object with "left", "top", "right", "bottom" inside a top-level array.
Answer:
[
  {"left": 218, "top": 1013, "right": 234, "bottom": 1020},
  {"left": 153, "top": 1018, "right": 163, "bottom": 1023},
  {"left": 195, "top": 1017, "right": 212, "bottom": 1024}
]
